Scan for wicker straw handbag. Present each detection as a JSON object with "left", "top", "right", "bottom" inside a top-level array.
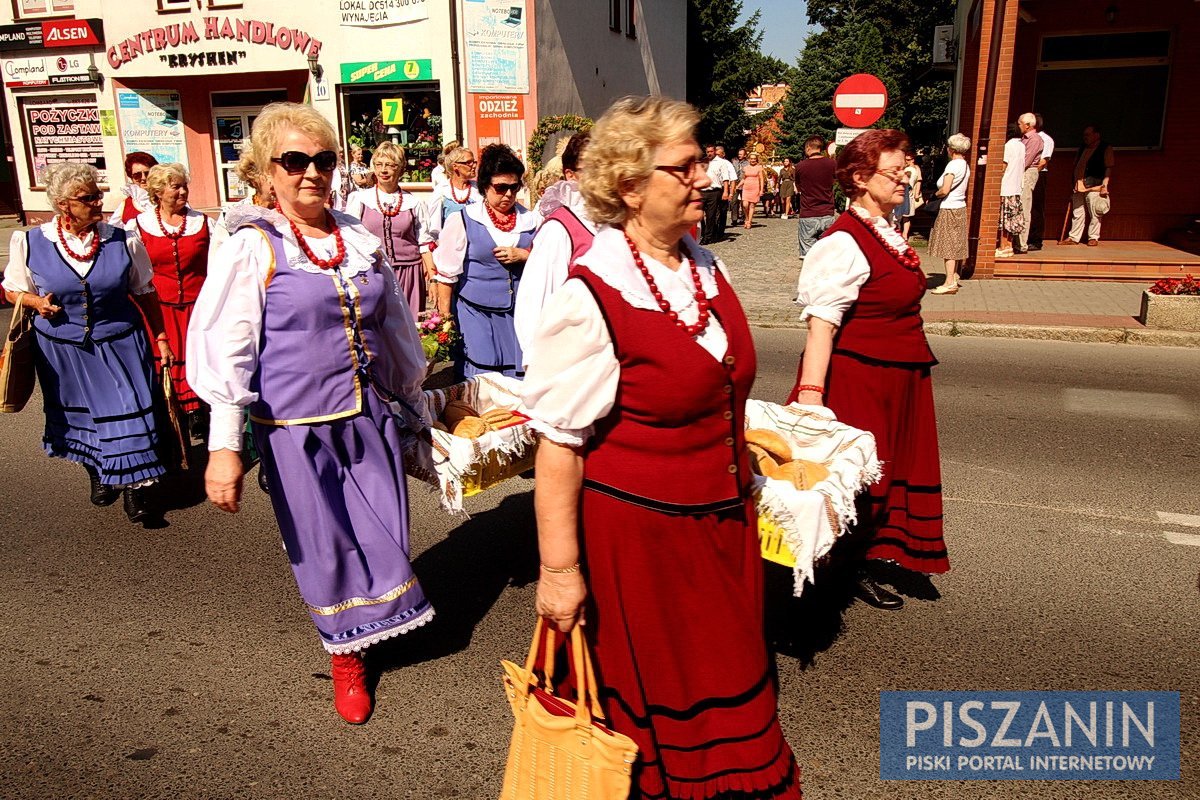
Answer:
[
  {"left": 0, "top": 294, "right": 36, "bottom": 413},
  {"left": 499, "top": 619, "right": 638, "bottom": 800}
]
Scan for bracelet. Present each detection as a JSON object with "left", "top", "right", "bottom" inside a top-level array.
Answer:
[
  {"left": 797, "top": 384, "right": 825, "bottom": 395},
  {"left": 540, "top": 562, "right": 580, "bottom": 574},
  {"left": 156, "top": 334, "right": 169, "bottom": 342}
]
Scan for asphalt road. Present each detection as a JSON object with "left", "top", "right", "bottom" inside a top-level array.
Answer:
[{"left": 1, "top": 331, "right": 1197, "bottom": 800}]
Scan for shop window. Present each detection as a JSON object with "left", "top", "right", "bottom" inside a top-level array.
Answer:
[
  {"left": 1033, "top": 31, "right": 1171, "bottom": 149},
  {"left": 19, "top": 94, "right": 106, "bottom": 187},
  {"left": 341, "top": 86, "right": 443, "bottom": 183},
  {"left": 14, "top": 0, "right": 74, "bottom": 18},
  {"left": 609, "top": 0, "right": 621, "bottom": 32}
]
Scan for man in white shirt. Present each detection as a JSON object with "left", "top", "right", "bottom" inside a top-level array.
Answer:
[
  {"left": 1028, "top": 113, "right": 1054, "bottom": 251},
  {"left": 707, "top": 146, "right": 737, "bottom": 241}
]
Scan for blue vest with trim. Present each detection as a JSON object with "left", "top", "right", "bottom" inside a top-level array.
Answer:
[
  {"left": 457, "top": 211, "right": 534, "bottom": 313},
  {"left": 26, "top": 225, "right": 141, "bottom": 345}
]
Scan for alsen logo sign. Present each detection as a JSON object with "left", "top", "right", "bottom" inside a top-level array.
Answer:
[{"left": 880, "top": 691, "right": 1180, "bottom": 780}]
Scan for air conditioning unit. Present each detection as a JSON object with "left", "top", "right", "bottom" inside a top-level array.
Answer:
[{"left": 933, "top": 25, "right": 957, "bottom": 65}]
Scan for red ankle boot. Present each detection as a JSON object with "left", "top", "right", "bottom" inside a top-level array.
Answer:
[{"left": 330, "top": 652, "right": 373, "bottom": 724}]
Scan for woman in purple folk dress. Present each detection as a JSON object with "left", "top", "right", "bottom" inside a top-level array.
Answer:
[
  {"left": 188, "top": 103, "right": 432, "bottom": 725},
  {"left": 345, "top": 141, "right": 434, "bottom": 318}
]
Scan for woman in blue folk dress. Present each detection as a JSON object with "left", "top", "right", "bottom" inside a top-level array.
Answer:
[
  {"left": 3, "top": 162, "right": 172, "bottom": 524},
  {"left": 431, "top": 144, "right": 537, "bottom": 379}
]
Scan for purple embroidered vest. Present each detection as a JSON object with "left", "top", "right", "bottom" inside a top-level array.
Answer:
[
  {"left": 360, "top": 204, "right": 421, "bottom": 267},
  {"left": 27, "top": 225, "right": 141, "bottom": 345},
  {"left": 245, "top": 222, "right": 402, "bottom": 425},
  {"left": 457, "top": 211, "right": 534, "bottom": 313}
]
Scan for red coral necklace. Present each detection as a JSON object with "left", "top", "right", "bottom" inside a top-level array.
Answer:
[
  {"left": 376, "top": 186, "right": 403, "bottom": 218},
  {"left": 277, "top": 203, "right": 346, "bottom": 269},
  {"left": 852, "top": 206, "right": 921, "bottom": 270},
  {"left": 56, "top": 217, "right": 100, "bottom": 262},
  {"left": 156, "top": 205, "right": 186, "bottom": 241},
  {"left": 623, "top": 231, "right": 711, "bottom": 337},
  {"left": 449, "top": 181, "right": 471, "bottom": 205},
  {"left": 485, "top": 201, "right": 517, "bottom": 232}
]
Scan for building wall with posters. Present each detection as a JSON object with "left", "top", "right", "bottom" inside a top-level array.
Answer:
[
  {"left": 1, "top": 0, "right": 688, "bottom": 220},
  {"left": 1, "top": 0, "right": 456, "bottom": 219}
]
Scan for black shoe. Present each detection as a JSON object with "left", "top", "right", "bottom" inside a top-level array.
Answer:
[
  {"left": 85, "top": 465, "right": 119, "bottom": 507},
  {"left": 855, "top": 571, "right": 904, "bottom": 610},
  {"left": 1027, "top": 243, "right": 1042, "bottom": 251},
  {"left": 257, "top": 467, "right": 271, "bottom": 495},
  {"left": 123, "top": 487, "right": 152, "bottom": 525}
]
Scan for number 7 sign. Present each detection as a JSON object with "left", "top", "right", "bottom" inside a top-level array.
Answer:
[{"left": 381, "top": 99, "right": 405, "bottom": 126}]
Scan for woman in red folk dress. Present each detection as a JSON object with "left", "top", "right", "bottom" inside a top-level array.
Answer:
[
  {"left": 128, "top": 163, "right": 214, "bottom": 436},
  {"left": 788, "top": 129, "right": 949, "bottom": 610},
  {"left": 522, "top": 96, "right": 802, "bottom": 800}
]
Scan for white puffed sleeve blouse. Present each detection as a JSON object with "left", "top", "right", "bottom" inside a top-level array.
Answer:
[
  {"left": 520, "top": 226, "right": 730, "bottom": 448},
  {"left": 794, "top": 204, "right": 914, "bottom": 327}
]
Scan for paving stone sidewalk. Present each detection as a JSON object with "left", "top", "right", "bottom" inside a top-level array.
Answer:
[{"left": 708, "top": 214, "right": 1199, "bottom": 348}]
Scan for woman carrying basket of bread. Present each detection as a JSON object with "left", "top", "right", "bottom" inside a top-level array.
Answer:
[
  {"left": 522, "top": 96, "right": 802, "bottom": 800},
  {"left": 787, "top": 129, "right": 949, "bottom": 611}
]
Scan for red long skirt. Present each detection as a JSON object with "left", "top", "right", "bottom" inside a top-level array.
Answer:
[
  {"left": 148, "top": 301, "right": 201, "bottom": 414},
  {"left": 581, "top": 492, "right": 802, "bottom": 800},
  {"left": 788, "top": 353, "right": 949, "bottom": 573}
]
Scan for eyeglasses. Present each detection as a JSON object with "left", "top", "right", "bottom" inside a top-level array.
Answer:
[
  {"left": 654, "top": 159, "right": 704, "bottom": 185},
  {"left": 130, "top": 170, "right": 150, "bottom": 181},
  {"left": 490, "top": 182, "right": 521, "bottom": 195},
  {"left": 454, "top": 159, "right": 477, "bottom": 168},
  {"left": 70, "top": 192, "right": 104, "bottom": 204},
  {"left": 271, "top": 150, "right": 338, "bottom": 174},
  {"left": 874, "top": 168, "right": 906, "bottom": 183}
]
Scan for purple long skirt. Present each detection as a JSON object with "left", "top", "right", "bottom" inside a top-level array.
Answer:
[
  {"left": 254, "top": 388, "right": 433, "bottom": 654},
  {"left": 394, "top": 261, "right": 426, "bottom": 320}
]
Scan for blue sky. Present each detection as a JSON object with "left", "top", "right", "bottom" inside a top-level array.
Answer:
[{"left": 739, "top": 1, "right": 816, "bottom": 65}]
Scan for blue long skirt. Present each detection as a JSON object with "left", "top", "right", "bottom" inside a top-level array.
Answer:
[
  {"left": 452, "top": 297, "right": 523, "bottom": 379},
  {"left": 254, "top": 388, "right": 433, "bottom": 654},
  {"left": 33, "top": 327, "right": 165, "bottom": 487}
]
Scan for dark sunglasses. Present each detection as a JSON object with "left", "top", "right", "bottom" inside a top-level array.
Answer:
[
  {"left": 130, "top": 171, "right": 150, "bottom": 180},
  {"left": 271, "top": 150, "right": 338, "bottom": 174},
  {"left": 490, "top": 182, "right": 521, "bottom": 195},
  {"left": 70, "top": 192, "right": 104, "bottom": 204}
]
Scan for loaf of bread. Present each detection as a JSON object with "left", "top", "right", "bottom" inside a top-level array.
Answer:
[
  {"left": 746, "top": 443, "right": 780, "bottom": 478},
  {"left": 745, "top": 429, "right": 792, "bottom": 462},
  {"left": 442, "top": 400, "right": 479, "bottom": 429},
  {"left": 431, "top": 420, "right": 449, "bottom": 432},
  {"left": 451, "top": 416, "right": 490, "bottom": 439}
]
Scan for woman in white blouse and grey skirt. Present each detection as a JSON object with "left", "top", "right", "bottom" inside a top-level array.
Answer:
[
  {"left": 522, "top": 96, "right": 802, "bottom": 800},
  {"left": 788, "top": 129, "right": 949, "bottom": 611}
]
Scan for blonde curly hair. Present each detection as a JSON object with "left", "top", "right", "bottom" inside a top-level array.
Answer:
[
  {"left": 247, "top": 102, "right": 338, "bottom": 185},
  {"left": 580, "top": 96, "right": 700, "bottom": 225},
  {"left": 145, "top": 163, "right": 189, "bottom": 206}
]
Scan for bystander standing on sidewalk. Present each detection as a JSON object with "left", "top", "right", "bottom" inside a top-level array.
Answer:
[
  {"left": 996, "top": 123, "right": 1026, "bottom": 258},
  {"left": 1015, "top": 112, "right": 1043, "bottom": 253},
  {"left": 793, "top": 135, "right": 837, "bottom": 266},
  {"left": 1028, "top": 114, "right": 1054, "bottom": 251}
]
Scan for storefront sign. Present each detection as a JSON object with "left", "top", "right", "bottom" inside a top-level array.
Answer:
[
  {"left": 470, "top": 93, "right": 525, "bottom": 155},
  {"left": 340, "top": 59, "right": 432, "bottom": 84},
  {"left": 21, "top": 96, "right": 106, "bottom": 185},
  {"left": 339, "top": 0, "right": 429, "bottom": 28},
  {"left": 381, "top": 98, "right": 405, "bottom": 126},
  {"left": 106, "top": 16, "right": 322, "bottom": 69},
  {"left": 0, "top": 18, "right": 104, "bottom": 52},
  {"left": 116, "top": 90, "right": 189, "bottom": 170},
  {"left": 463, "top": 0, "right": 529, "bottom": 94},
  {"left": 2, "top": 54, "right": 90, "bottom": 88}
]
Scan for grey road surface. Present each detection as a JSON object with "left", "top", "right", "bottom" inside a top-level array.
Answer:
[{"left": 1, "top": 332, "right": 1197, "bottom": 799}]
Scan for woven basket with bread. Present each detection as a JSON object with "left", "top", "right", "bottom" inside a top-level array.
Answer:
[
  {"left": 404, "top": 373, "right": 538, "bottom": 512},
  {"left": 743, "top": 400, "right": 882, "bottom": 597}
]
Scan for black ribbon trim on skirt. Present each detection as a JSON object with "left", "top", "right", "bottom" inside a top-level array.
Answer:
[
  {"left": 654, "top": 714, "right": 781, "bottom": 753},
  {"left": 871, "top": 535, "right": 949, "bottom": 559},
  {"left": 599, "top": 667, "right": 773, "bottom": 726},
  {"left": 832, "top": 346, "right": 938, "bottom": 370},
  {"left": 878, "top": 523, "right": 946, "bottom": 542},
  {"left": 636, "top": 739, "right": 797, "bottom": 795},
  {"left": 582, "top": 479, "right": 746, "bottom": 517},
  {"left": 92, "top": 406, "right": 156, "bottom": 424},
  {"left": 33, "top": 323, "right": 139, "bottom": 347},
  {"left": 461, "top": 352, "right": 523, "bottom": 376},
  {"left": 873, "top": 479, "right": 943, "bottom": 494}
]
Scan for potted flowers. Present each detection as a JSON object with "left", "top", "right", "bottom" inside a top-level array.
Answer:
[{"left": 1140, "top": 275, "right": 1200, "bottom": 331}]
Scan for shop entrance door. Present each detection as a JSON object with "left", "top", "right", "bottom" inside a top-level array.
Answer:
[{"left": 211, "top": 108, "right": 259, "bottom": 203}]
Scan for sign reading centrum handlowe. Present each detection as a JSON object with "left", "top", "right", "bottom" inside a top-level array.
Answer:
[
  {"left": 881, "top": 691, "right": 1180, "bottom": 780},
  {"left": 340, "top": 59, "right": 432, "bottom": 84}
]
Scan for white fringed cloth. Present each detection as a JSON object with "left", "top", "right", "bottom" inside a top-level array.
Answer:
[
  {"left": 747, "top": 400, "right": 882, "bottom": 596},
  {"left": 405, "top": 372, "right": 536, "bottom": 513}
]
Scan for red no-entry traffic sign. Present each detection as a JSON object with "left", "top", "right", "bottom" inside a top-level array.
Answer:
[{"left": 833, "top": 73, "right": 888, "bottom": 127}]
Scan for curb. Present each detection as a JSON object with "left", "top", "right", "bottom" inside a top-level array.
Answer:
[{"left": 747, "top": 316, "right": 1200, "bottom": 348}]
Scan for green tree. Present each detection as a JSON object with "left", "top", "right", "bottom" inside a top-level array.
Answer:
[
  {"left": 687, "top": 0, "right": 782, "bottom": 148},
  {"left": 776, "top": 15, "right": 900, "bottom": 159},
  {"left": 801, "top": 0, "right": 960, "bottom": 149}
]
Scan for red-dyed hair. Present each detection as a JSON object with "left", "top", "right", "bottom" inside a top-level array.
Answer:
[
  {"left": 124, "top": 151, "right": 158, "bottom": 178},
  {"left": 835, "top": 129, "right": 910, "bottom": 199}
]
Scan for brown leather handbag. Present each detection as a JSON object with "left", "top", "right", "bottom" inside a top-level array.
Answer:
[
  {"left": 499, "top": 619, "right": 638, "bottom": 800},
  {"left": 0, "top": 293, "right": 36, "bottom": 413}
]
